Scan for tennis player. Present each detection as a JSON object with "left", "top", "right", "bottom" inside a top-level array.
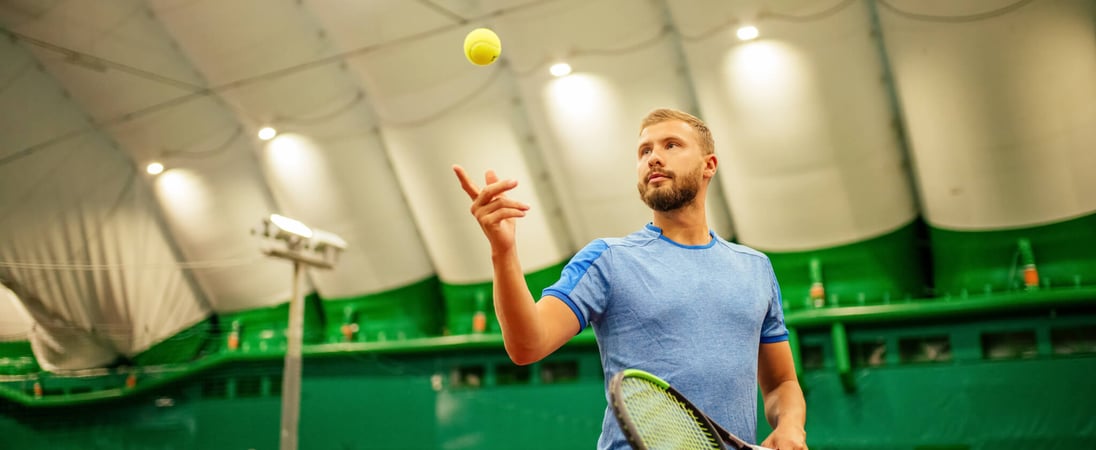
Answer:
[{"left": 453, "top": 108, "right": 807, "bottom": 450}]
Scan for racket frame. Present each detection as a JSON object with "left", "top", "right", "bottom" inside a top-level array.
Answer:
[{"left": 609, "top": 369, "right": 760, "bottom": 450}]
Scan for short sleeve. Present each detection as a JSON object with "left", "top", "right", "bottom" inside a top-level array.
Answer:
[
  {"left": 541, "top": 239, "right": 612, "bottom": 332},
  {"left": 760, "top": 259, "right": 789, "bottom": 343}
]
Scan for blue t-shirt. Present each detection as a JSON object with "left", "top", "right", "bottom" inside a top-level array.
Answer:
[{"left": 542, "top": 223, "right": 788, "bottom": 449}]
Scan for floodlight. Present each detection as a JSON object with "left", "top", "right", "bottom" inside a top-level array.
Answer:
[
  {"left": 310, "top": 229, "right": 348, "bottom": 255},
  {"left": 269, "top": 214, "right": 313, "bottom": 239},
  {"left": 252, "top": 213, "right": 346, "bottom": 450}
]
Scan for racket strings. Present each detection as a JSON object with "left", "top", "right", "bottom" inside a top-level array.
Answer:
[{"left": 620, "top": 377, "right": 722, "bottom": 450}]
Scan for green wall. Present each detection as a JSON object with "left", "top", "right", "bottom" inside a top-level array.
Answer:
[
  {"left": 766, "top": 220, "right": 930, "bottom": 310},
  {"left": 441, "top": 261, "right": 567, "bottom": 335},
  {"left": 929, "top": 213, "right": 1096, "bottom": 297},
  {"left": 766, "top": 213, "right": 1096, "bottom": 311},
  {"left": 0, "top": 340, "right": 38, "bottom": 375}
]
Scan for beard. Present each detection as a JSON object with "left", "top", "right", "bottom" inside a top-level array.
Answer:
[{"left": 637, "top": 164, "right": 702, "bottom": 212}]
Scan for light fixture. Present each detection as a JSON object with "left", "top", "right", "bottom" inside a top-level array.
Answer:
[
  {"left": 736, "top": 26, "right": 759, "bottom": 41},
  {"left": 309, "top": 229, "right": 348, "bottom": 252},
  {"left": 256, "top": 214, "right": 348, "bottom": 266},
  {"left": 258, "top": 126, "right": 277, "bottom": 140},
  {"left": 268, "top": 214, "right": 313, "bottom": 239},
  {"left": 253, "top": 214, "right": 346, "bottom": 450},
  {"left": 146, "top": 162, "right": 164, "bottom": 175},
  {"left": 549, "top": 62, "right": 572, "bottom": 77}
]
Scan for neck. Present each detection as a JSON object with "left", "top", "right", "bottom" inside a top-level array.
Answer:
[{"left": 651, "top": 199, "right": 710, "bottom": 246}]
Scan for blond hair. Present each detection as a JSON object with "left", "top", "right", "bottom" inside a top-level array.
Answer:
[{"left": 639, "top": 108, "right": 715, "bottom": 155}]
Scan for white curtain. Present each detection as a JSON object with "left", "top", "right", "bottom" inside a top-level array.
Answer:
[
  {"left": 0, "top": 285, "right": 33, "bottom": 343},
  {"left": 0, "top": 36, "right": 210, "bottom": 371}
]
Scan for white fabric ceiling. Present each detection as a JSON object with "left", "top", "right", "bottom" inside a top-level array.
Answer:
[{"left": 1, "top": 0, "right": 1092, "bottom": 370}]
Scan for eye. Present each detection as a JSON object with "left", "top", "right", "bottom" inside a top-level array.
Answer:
[
  {"left": 666, "top": 142, "right": 678, "bottom": 149},
  {"left": 640, "top": 147, "right": 652, "bottom": 155}
]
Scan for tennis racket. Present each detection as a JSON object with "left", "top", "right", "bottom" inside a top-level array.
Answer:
[{"left": 609, "top": 369, "right": 772, "bottom": 450}]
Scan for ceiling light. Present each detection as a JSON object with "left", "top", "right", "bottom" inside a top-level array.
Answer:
[
  {"left": 146, "top": 162, "right": 164, "bottom": 175},
  {"left": 258, "top": 127, "right": 277, "bottom": 140},
  {"left": 736, "top": 26, "right": 759, "bottom": 41},
  {"left": 549, "top": 63, "right": 572, "bottom": 77}
]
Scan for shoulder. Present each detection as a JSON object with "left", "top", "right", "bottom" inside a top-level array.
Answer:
[
  {"left": 601, "top": 227, "right": 661, "bottom": 249},
  {"left": 569, "top": 228, "right": 660, "bottom": 267},
  {"left": 572, "top": 235, "right": 648, "bottom": 261},
  {"left": 713, "top": 237, "right": 773, "bottom": 264}
]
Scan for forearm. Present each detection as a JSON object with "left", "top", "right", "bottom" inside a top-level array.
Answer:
[
  {"left": 764, "top": 380, "right": 806, "bottom": 431},
  {"left": 491, "top": 248, "right": 545, "bottom": 365}
]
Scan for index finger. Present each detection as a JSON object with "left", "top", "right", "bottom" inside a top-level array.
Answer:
[{"left": 452, "top": 165, "right": 480, "bottom": 200}]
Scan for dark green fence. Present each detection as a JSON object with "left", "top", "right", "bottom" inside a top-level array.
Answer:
[{"left": 4, "top": 300, "right": 1095, "bottom": 449}]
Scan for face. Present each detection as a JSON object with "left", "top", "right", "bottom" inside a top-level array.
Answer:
[{"left": 636, "top": 120, "right": 709, "bottom": 212}]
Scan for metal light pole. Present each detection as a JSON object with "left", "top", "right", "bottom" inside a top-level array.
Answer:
[
  {"left": 255, "top": 214, "right": 346, "bottom": 450},
  {"left": 280, "top": 259, "right": 305, "bottom": 450}
]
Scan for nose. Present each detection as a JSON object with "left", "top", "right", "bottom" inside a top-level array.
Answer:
[{"left": 647, "top": 148, "right": 664, "bottom": 167}]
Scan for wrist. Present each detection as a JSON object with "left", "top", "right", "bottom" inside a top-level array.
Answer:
[
  {"left": 490, "top": 245, "right": 517, "bottom": 261},
  {"left": 774, "top": 422, "right": 806, "bottom": 435}
]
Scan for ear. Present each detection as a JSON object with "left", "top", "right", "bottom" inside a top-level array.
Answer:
[{"left": 703, "top": 153, "right": 718, "bottom": 180}]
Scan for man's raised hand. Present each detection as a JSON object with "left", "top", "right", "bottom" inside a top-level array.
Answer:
[{"left": 453, "top": 165, "right": 530, "bottom": 254}]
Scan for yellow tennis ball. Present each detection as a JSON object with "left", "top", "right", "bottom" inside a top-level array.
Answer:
[{"left": 463, "top": 28, "right": 501, "bottom": 66}]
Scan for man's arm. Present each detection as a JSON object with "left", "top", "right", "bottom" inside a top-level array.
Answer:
[
  {"left": 758, "top": 341, "right": 808, "bottom": 450},
  {"left": 454, "top": 165, "right": 580, "bottom": 365}
]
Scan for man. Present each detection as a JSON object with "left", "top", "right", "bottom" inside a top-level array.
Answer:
[{"left": 453, "top": 108, "right": 807, "bottom": 450}]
